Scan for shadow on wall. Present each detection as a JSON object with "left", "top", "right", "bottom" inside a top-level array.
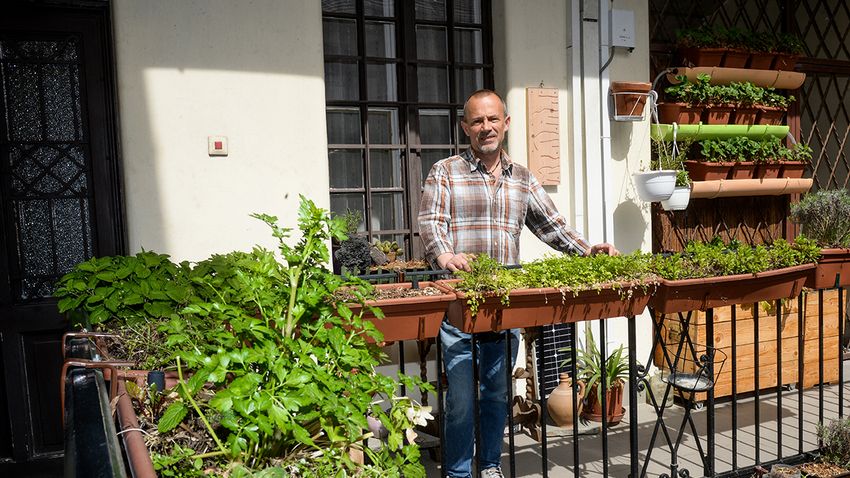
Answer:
[{"left": 613, "top": 200, "right": 647, "bottom": 253}]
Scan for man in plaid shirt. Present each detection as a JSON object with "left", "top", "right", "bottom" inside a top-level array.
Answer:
[{"left": 419, "top": 90, "right": 616, "bottom": 478}]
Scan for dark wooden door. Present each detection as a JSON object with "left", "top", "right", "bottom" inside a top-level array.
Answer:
[{"left": 0, "top": 2, "right": 123, "bottom": 464}]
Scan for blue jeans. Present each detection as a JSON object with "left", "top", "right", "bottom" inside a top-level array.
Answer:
[{"left": 440, "top": 320, "right": 520, "bottom": 478}]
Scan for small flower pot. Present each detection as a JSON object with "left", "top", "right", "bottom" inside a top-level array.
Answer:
[
  {"left": 722, "top": 48, "right": 749, "bottom": 68},
  {"left": 757, "top": 106, "right": 786, "bottom": 125},
  {"left": 684, "top": 160, "right": 733, "bottom": 181},
  {"left": 581, "top": 382, "right": 626, "bottom": 426},
  {"left": 610, "top": 81, "right": 652, "bottom": 121},
  {"left": 633, "top": 170, "right": 677, "bottom": 202},
  {"left": 704, "top": 106, "right": 735, "bottom": 125},
  {"left": 780, "top": 161, "right": 807, "bottom": 178},
  {"left": 730, "top": 162, "right": 757, "bottom": 180},
  {"left": 660, "top": 186, "right": 691, "bottom": 211},
  {"left": 734, "top": 108, "right": 759, "bottom": 126},
  {"left": 657, "top": 102, "right": 703, "bottom": 125}
]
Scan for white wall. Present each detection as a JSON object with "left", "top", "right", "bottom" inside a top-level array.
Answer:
[{"left": 112, "top": 0, "right": 329, "bottom": 261}]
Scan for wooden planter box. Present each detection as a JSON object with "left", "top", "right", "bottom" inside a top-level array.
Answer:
[
  {"left": 654, "top": 290, "right": 841, "bottom": 400},
  {"left": 344, "top": 281, "right": 455, "bottom": 341},
  {"left": 438, "top": 280, "right": 653, "bottom": 334},
  {"left": 806, "top": 248, "right": 850, "bottom": 289},
  {"left": 648, "top": 263, "right": 815, "bottom": 314}
]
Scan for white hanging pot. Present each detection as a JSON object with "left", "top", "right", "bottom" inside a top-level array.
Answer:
[
  {"left": 661, "top": 185, "right": 691, "bottom": 211},
  {"left": 633, "top": 170, "right": 677, "bottom": 202}
]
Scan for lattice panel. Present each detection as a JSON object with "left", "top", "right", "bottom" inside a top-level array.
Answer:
[
  {"left": 799, "top": 75, "right": 850, "bottom": 190},
  {"left": 794, "top": 0, "right": 850, "bottom": 61}
]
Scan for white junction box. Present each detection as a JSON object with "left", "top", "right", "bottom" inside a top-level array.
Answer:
[{"left": 610, "top": 9, "right": 635, "bottom": 49}]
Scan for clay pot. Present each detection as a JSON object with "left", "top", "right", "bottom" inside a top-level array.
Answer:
[
  {"left": 581, "top": 382, "right": 626, "bottom": 426},
  {"left": 610, "top": 81, "right": 652, "bottom": 119},
  {"left": 547, "top": 373, "right": 584, "bottom": 428}
]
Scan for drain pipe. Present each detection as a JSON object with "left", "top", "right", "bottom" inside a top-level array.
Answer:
[
  {"left": 599, "top": 0, "right": 614, "bottom": 245},
  {"left": 570, "top": 0, "right": 586, "bottom": 238}
]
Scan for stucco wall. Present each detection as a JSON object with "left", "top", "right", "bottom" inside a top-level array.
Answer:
[
  {"left": 112, "top": 0, "right": 329, "bottom": 261},
  {"left": 493, "top": 0, "right": 651, "bottom": 261}
]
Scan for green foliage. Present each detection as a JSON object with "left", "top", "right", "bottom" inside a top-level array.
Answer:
[
  {"left": 650, "top": 236, "right": 821, "bottom": 280},
  {"left": 561, "top": 327, "right": 629, "bottom": 404},
  {"left": 676, "top": 26, "right": 801, "bottom": 54},
  {"left": 60, "top": 196, "right": 432, "bottom": 477},
  {"left": 791, "top": 189, "right": 850, "bottom": 248},
  {"left": 699, "top": 137, "right": 806, "bottom": 164},
  {"left": 776, "top": 33, "right": 805, "bottom": 55},
  {"left": 455, "top": 252, "right": 659, "bottom": 316},
  {"left": 335, "top": 208, "right": 363, "bottom": 237},
  {"left": 54, "top": 251, "right": 194, "bottom": 328},
  {"left": 818, "top": 416, "right": 850, "bottom": 469},
  {"left": 784, "top": 143, "right": 813, "bottom": 163},
  {"left": 375, "top": 240, "right": 403, "bottom": 256},
  {"left": 666, "top": 76, "right": 794, "bottom": 110},
  {"left": 334, "top": 236, "right": 372, "bottom": 275},
  {"left": 651, "top": 137, "right": 693, "bottom": 187}
]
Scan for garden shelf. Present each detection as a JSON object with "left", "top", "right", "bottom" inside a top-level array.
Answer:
[
  {"left": 690, "top": 178, "right": 813, "bottom": 198},
  {"left": 438, "top": 279, "right": 653, "bottom": 334},
  {"left": 650, "top": 124, "right": 789, "bottom": 141},
  {"left": 666, "top": 67, "right": 806, "bottom": 89}
]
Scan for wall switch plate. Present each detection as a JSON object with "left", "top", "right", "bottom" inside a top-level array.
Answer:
[{"left": 208, "top": 136, "right": 228, "bottom": 156}]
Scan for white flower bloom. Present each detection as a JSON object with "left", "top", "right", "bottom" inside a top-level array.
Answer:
[{"left": 405, "top": 405, "right": 434, "bottom": 427}]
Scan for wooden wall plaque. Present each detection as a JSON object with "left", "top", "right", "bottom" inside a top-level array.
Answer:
[{"left": 525, "top": 87, "right": 560, "bottom": 185}]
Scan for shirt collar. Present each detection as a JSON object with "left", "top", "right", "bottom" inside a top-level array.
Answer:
[{"left": 462, "top": 148, "right": 513, "bottom": 176}]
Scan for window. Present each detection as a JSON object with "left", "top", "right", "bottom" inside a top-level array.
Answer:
[{"left": 322, "top": 0, "right": 493, "bottom": 260}]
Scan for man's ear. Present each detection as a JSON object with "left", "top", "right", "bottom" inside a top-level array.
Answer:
[
  {"left": 504, "top": 114, "right": 511, "bottom": 132},
  {"left": 460, "top": 120, "right": 472, "bottom": 138}
]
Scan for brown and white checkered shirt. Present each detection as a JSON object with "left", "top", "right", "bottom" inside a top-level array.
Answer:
[{"left": 418, "top": 149, "right": 590, "bottom": 266}]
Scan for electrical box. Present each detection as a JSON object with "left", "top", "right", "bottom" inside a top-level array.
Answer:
[{"left": 610, "top": 9, "right": 635, "bottom": 49}]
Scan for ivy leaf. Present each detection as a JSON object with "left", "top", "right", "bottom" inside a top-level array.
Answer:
[{"left": 157, "top": 401, "right": 188, "bottom": 433}]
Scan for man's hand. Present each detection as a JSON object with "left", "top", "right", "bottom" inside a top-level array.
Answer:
[
  {"left": 436, "top": 252, "right": 476, "bottom": 273},
  {"left": 586, "top": 243, "right": 619, "bottom": 256}
]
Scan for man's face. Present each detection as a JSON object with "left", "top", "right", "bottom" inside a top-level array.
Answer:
[{"left": 461, "top": 93, "right": 510, "bottom": 156}]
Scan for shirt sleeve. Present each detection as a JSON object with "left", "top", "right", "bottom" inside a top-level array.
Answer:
[
  {"left": 418, "top": 162, "right": 455, "bottom": 265},
  {"left": 524, "top": 172, "right": 591, "bottom": 255}
]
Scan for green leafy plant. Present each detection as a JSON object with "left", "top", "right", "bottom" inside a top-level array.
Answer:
[
  {"left": 818, "top": 416, "right": 850, "bottom": 469},
  {"left": 790, "top": 189, "right": 850, "bottom": 248},
  {"left": 561, "top": 327, "right": 629, "bottom": 405},
  {"left": 650, "top": 236, "right": 821, "bottom": 281},
  {"left": 784, "top": 143, "right": 813, "bottom": 163},
  {"left": 650, "top": 136, "right": 692, "bottom": 187},
  {"left": 776, "top": 33, "right": 805, "bottom": 55},
  {"left": 375, "top": 240, "right": 403, "bottom": 257}
]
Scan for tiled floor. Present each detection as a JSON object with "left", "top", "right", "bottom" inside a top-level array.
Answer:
[{"left": 423, "top": 378, "right": 850, "bottom": 477}]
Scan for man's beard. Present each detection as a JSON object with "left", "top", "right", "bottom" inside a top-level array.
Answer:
[{"left": 474, "top": 137, "right": 501, "bottom": 155}]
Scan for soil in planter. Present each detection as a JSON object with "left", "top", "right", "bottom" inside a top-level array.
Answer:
[{"left": 334, "top": 286, "right": 445, "bottom": 302}]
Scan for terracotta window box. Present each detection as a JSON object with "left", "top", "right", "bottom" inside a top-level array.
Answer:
[
  {"left": 747, "top": 53, "right": 777, "bottom": 70},
  {"left": 648, "top": 263, "right": 815, "bottom": 314},
  {"left": 806, "top": 248, "right": 850, "bottom": 289},
  {"left": 679, "top": 47, "right": 725, "bottom": 67},
  {"left": 730, "top": 162, "right": 757, "bottom": 180},
  {"left": 437, "top": 279, "right": 653, "bottom": 334},
  {"left": 342, "top": 281, "right": 455, "bottom": 342},
  {"left": 757, "top": 106, "right": 785, "bottom": 125},
  {"left": 755, "top": 163, "right": 782, "bottom": 179},
  {"left": 780, "top": 161, "right": 807, "bottom": 179},
  {"left": 684, "top": 160, "right": 734, "bottom": 181},
  {"left": 657, "top": 102, "right": 703, "bottom": 125},
  {"left": 704, "top": 106, "right": 735, "bottom": 125},
  {"left": 722, "top": 49, "right": 750, "bottom": 68}
]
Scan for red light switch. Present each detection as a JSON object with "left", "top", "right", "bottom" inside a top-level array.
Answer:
[
  {"left": 208, "top": 136, "right": 228, "bottom": 156},
  {"left": 214, "top": 141, "right": 223, "bottom": 150}
]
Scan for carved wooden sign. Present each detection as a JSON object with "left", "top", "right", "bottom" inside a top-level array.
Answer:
[{"left": 526, "top": 87, "right": 560, "bottom": 185}]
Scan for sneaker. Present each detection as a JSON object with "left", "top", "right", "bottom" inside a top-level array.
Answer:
[{"left": 480, "top": 467, "right": 505, "bottom": 478}]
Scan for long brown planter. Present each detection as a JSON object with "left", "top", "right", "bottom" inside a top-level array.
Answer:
[
  {"left": 806, "top": 248, "right": 850, "bottom": 289},
  {"left": 438, "top": 279, "right": 652, "bottom": 334},
  {"left": 685, "top": 160, "right": 734, "bottom": 181},
  {"left": 345, "top": 281, "right": 455, "bottom": 341},
  {"left": 657, "top": 102, "right": 703, "bottom": 125},
  {"left": 780, "top": 161, "right": 807, "bottom": 178},
  {"left": 649, "top": 263, "right": 816, "bottom": 314}
]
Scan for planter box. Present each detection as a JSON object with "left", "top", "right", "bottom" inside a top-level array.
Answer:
[
  {"left": 685, "top": 160, "right": 733, "bottom": 181},
  {"left": 748, "top": 53, "right": 777, "bottom": 70},
  {"left": 757, "top": 106, "right": 786, "bottom": 125},
  {"left": 704, "top": 106, "right": 735, "bottom": 125},
  {"left": 657, "top": 102, "right": 703, "bottom": 125},
  {"left": 344, "top": 281, "right": 455, "bottom": 341},
  {"left": 806, "top": 248, "right": 850, "bottom": 289},
  {"left": 730, "top": 162, "right": 757, "bottom": 180},
  {"left": 438, "top": 279, "right": 653, "bottom": 334},
  {"left": 773, "top": 53, "right": 799, "bottom": 71},
  {"left": 723, "top": 49, "right": 750, "bottom": 68},
  {"left": 780, "top": 161, "right": 807, "bottom": 178},
  {"left": 679, "top": 47, "right": 725, "bottom": 67},
  {"left": 756, "top": 163, "right": 782, "bottom": 179},
  {"left": 734, "top": 108, "right": 759, "bottom": 126},
  {"left": 648, "top": 263, "right": 815, "bottom": 314}
]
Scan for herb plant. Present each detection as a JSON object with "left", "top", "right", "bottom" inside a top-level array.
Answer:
[
  {"left": 560, "top": 327, "right": 630, "bottom": 405},
  {"left": 791, "top": 189, "right": 850, "bottom": 248},
  {"left": 818, "top": 416, "right": 850, "bottom": 469}
]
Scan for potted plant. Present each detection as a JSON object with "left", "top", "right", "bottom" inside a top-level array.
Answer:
[
  {"left": 661, "top": 169, "right": 692, "bottom": 211},
  {"left": 676, "top": 26, "right": 726, "bottom": 67},
  {"left": 439, "top": 253, "right": 657, "bottom": 334},
  {"left": 731, "top": 81, "right": 764, "bottom": 125},
  {"left": 651, "top": 136, "right": 692, "bottom": 211},
  {"left": 745, "top": 31, "right": 778, "bottom": 69},
  {"left": 791, "top": 188, "right": 850, "bottom": 288},
  {"left": 610, "top": 81, "right": 653, "bottom": 120},
  {"left": 686, "top": 138, "right": 736, "bottom": 181},
  {"left": 375, "top": 239, "right": 404, "bottom": 263},
  {"left": 648, "top": 237, "right": 820, "bottom": 313},
  {"left": 780, "top": 143, "right": 812, "bottom": 178},
  {"left": 333, "top": 209, "right": 372, "bottom": 275},
  {"left": 758, "top": 89, "right": 794, "bottom": 125},
  {"left": 754, "top": 136, "right": 783, "bottom": 178},
  {"left": 659, "top": 74, "right": 709, "bottom": 125},
  {"left": 572, "top": 327, "right": 629, "bottom": 426}
]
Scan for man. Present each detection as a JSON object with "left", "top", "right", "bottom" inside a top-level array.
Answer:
[{"left": 418, "top": 89, "right": 617, "bottom": 478}]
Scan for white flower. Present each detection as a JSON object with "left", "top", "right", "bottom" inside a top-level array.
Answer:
[{"left": 405, "top": 405, "right": 434, "bottom": 427}]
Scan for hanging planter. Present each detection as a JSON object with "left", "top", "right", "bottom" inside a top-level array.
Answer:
[
  {"left": 660, "top": 185, "right": 691, "bottom": 211},
  {"left": 609, "top": 82, "right": 653, "bottom": 121},
  {"left": 633, "top": 170, "right": 678, "bottom": 202}
]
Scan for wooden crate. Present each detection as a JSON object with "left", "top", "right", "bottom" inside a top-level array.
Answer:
[{"left": 653, "top": 290, "right": 840, "bottom": 401}]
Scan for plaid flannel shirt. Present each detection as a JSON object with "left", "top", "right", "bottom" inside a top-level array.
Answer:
[{"left": 418, "top": 149, "right": 590, "bottom": 266}]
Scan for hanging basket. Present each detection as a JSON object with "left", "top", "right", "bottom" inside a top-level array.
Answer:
[
  {"left": 633, "top": 170, "right": 677, "bottom": 202},
  {"left": 660, "top": 185, "right": 691, "bottom": 211}
]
